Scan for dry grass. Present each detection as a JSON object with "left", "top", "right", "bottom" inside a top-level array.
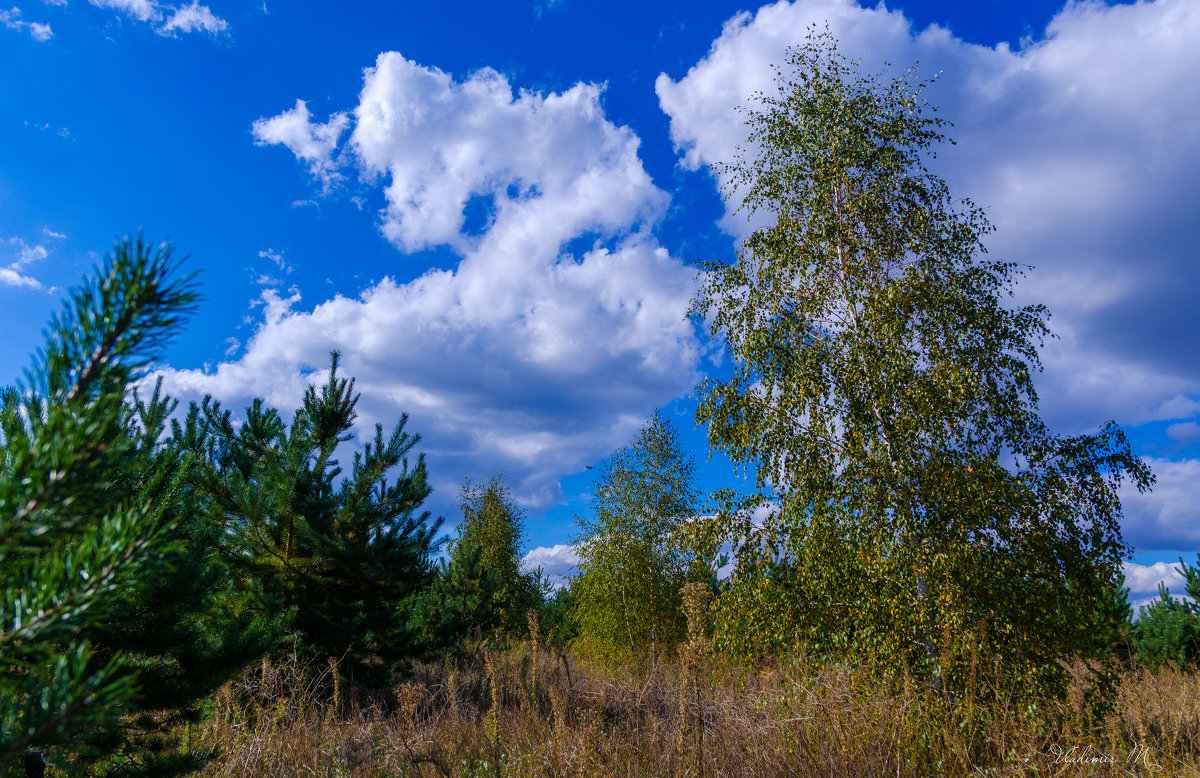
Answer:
[{"left": 188, "top": 644, "right": 1200, "bottom": 777}]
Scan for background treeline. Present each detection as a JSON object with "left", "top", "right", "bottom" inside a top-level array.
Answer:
[{"left": 4, "top": 33, "right": 1200, "bottom": 777}]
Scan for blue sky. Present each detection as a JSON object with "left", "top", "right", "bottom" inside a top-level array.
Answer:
[{"left": 3, "top": 0, "right": 1197, "bottom": 605}]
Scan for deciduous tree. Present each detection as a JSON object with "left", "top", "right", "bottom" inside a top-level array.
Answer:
[
  {"left": 571, "top": 411, "right": 712, "bottom": 661},
  {"left": 412, "top": 476, "right": 539, "bottom": 648},
  {"left": 690, "top": 31, "right": 1152, "bottom": 692}
]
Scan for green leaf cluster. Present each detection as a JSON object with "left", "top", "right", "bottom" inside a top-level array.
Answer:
[
  {"left": 571, "top": 411, "right": 714, "bottom": 661},
  {"left": 690, "top": 31, "right": 1152, "bottom": 691}
]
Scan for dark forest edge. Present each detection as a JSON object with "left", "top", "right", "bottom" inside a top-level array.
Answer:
[{"left": 4, "top": 32, "right": 1200, "bottom": 777}]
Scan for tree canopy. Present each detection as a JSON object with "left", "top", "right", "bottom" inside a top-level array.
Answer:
[
  {"left": 177, "top": 353, "right": 442, "bottom": 682},
  {"left": 571, "top": 411, "right": 712, "bottom": 660},
  {"left": 689, "top": 31, "right": 1152, "bottom": 691},
  {"left": 413, "top": 475, "right": 540, "bottom": 648}
]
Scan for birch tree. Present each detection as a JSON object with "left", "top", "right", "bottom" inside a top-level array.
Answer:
[
  {"left": 691, "top": 31, "right": 1152, "bottom": 693},
  {"left": 571, "top": 411, "right": 709, "bottom": 661}
]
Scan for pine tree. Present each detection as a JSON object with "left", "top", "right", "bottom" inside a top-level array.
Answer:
[
  {"left": 1132, "top": 557, "right": 1200, "bottom": 669},
  {"left": 180, "top": 353, "right": 441, "bottom": 686},
  {"left": 538, "top": 582, "right": 579, "bottom": 649},
  {"left": 412, "top": 476, "right": 538, "bottom": 649},
  {"left": 1, "top": 236, "right": 197, "bottom": 775},
  {"left": 411, "top": 537, "right": 506, "bottom": 651},
  {"left": 78, "top": 379, "right": 281, "bottom": 776}
]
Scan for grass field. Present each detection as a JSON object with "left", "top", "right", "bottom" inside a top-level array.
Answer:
[{"left": 188, "top": 641, "right": 1199, "bottom": 777}]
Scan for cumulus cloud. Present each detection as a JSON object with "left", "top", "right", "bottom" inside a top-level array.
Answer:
[
  {"left": 27, "top": 19, "right": 50, "bottom": 39},
  {"left": 656, "top": 0, "right": 1200, "bottom": 433},
  {"left": 1124, "top": 559, "right": 1196, "bottom": 612},
  {"left": 1167, "top": 422, "right": 1200, "bottom": 444},
  {"left": 0, "top": 268, "right": 44, "bottom": 290},
  {"left": 1, "top": 7, "right": 53, "bottom": 40},
  {"left": 522, "top": 544, "right": 579, "bottom": 587},
  {"left": 90, "top": 0, "right": 159, "bottom": 22},
  {"left": 251, "top": 100, "right": 349, "bottom": 187},
  {"left": 160, "top": 54, "right": 700, "bottom": 513},
  {"left": 1124, "top": 560, "right": 1187, "bottom": 597},
  {"left": 1118, "top": 457, "right": 1200, "bottom": 551},
  {"left": 349, "top": 54, "right": 667, "bottom": 254}
]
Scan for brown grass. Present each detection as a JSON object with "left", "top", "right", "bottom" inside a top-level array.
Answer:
[{"left": 187, "top": 645, "right": 1200, "bottom": 777}]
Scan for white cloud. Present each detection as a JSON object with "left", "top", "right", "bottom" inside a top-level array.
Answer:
[
  {"left": 1119, "top": 457, "right": 1200, "bottom": 551},
  {"left": 522, "top": 543, "right": 579, "bottom": 587},
  {"left": 249, "top": 248, "right": 291, "bottom": 287},
  {"left": 1124, "top": 560, "right": 1188, "bottom": 597},
  {"left": 2, "top": 6, "right": 53, "bottom": 40},
  {"left": 656, "top": 0, "right": 1200, "bottom": 436},
  {"left": 0, "top": 268, "right": 45, "bottom": 290},
  {"left": 1167, "top": 422, "right": 1200, "bottom": 443},
  {"left": 1124, "top": 559, "right": 1196, "bottom": 612},
  {"left": 349, "top": 53, "right": 667, "bottom": 254},
  {"left": 161, "top": 1, "right": 226, "bottom": 35},
  {"left": 162, "top": 55, "right": 700, "bottom": 513},
  {"left": 90, "top": 0, "right": 159, "bottom": 22},
  {"left": 87, "top": 0, "right": 227, "bottom": 36},
  {"left": 1, "top": 236, "right": 54, "bottom": 291},
  {"left": 1155, "top": 395, "right": 1200, "bottom": 421},
  {"left": 13, "top": 242, "right": 48, "bottom": 268},
  {"left": 252, "top": 100, "right": 349, "bottom": 187},
  {"left": 258, "top": 248, "right": 292, "bottom": 274}
]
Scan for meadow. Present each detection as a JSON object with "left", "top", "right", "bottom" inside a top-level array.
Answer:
[{"left": 193, "top": 634, "right": 1199, "bottom": 777}]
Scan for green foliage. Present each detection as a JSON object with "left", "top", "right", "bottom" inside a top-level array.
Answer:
[
  {"left": 413, "top": 476, "right": 539, "bottom": 649},
  {"left": 1081, "top": 568, "right": 1135, "bottom": 661},
  {"left": 0, "top": 236, "right": 198, "bottom": 772},
  {"left": 689, "top": 32, "right": 1152, "bottom": 689},
  {"left": 1133, "top": 557, "right": 1200, "bottom": 670},
  {"left": 456, "top": 476, "right": 539, "bottom": 635},
  {"left": 571, "top": 411, "right": 712, "bottom": 660},
  {"left": 539, "top": 582, "right": 578, "bottom": 648},
  {"left": 411, "top": 536, "right": 506, "bottom": 650},
  {"left": 179, "top": 353, "right": 441, "bottom": 684},
  {"left": 77, "top": 379, "right": 281, "bottom": 776}
]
